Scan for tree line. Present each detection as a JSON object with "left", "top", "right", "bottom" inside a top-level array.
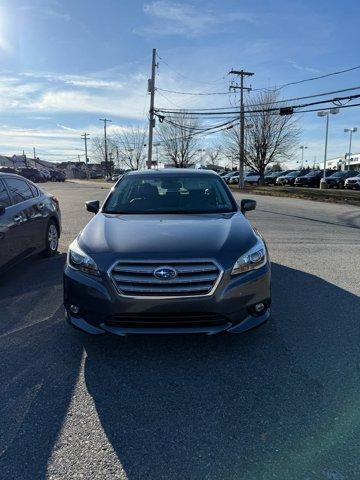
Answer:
[{"left": 92, "top": 90, "right": 300, "bottom": 178}]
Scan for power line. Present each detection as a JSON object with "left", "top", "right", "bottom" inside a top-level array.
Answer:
[
  {"left": 156, "top": 53, "right": 226, "bottom": 86},
  {"left": 155, "top": 85, "right": 360, "bottom": 112},
  {"left": 156, "top": 65, "right": 360, "bottom": 98},
  {"left": 155, "top": 92, "right": 360, "bottom": 116},
  {"left": 156, "top": 87, "right": 229, "bottom": 96},
  {"left": 253, "top": 64, "right": 360, "bottom": 91}
]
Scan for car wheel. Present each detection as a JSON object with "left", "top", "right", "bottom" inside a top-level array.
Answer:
[
  {"left": 43, "top": 220, "right": 59, "bottom": 257},
  {"left": 338, "top": 181, "right": 344, "bottom": 189}
]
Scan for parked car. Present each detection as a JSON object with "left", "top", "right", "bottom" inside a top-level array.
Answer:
[
  {"left": 228, "top": 174, "right": 240, "bottom": 184},
  {"left": 40, "top": 169, "right": 51, "bottom": 181},
  {"left": 50, "top": 170, "right": 66, "bottom": 182},
  {"left": 0, "top": 173, "right": 61, "bottom": 273},
  {"left": 244, "top": 171, "right": 260, "bottom": 185},
  {"left": 263, "top": 172, "right": 279, "bottom": 185},
  {"left": 18, "top": 167, "right": 46, "bottom": 183},
  {"left": 264, "top": 170, "right": 293, "bottom": 185},
  {"left": 344, "top": 173, "right": 360, "bottom": 190},
  {"left": 223, "top": 171, "right": 238, "bottom": 184},
  {"left": 64, "top": 169, "right": 271, "bottom": 336},
  {"left": 276, "top": 170, "right": 308, "bottom": 186},
  {"left": 294, "top": 170, "right": 334, "bottom": 188},
  {"left": 0, "top": 166, "right": 19, "bottom": 174},
  {"left": 325, "top": 170, "right": 359, "bottom": 189}
]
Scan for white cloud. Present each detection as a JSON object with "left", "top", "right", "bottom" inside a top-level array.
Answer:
[
  {"left": 0, "top": 71, "right": 148, "bottom": 119},
  {"left": 22, "top": 72, "right": 124, "bottom": 90},
  {"left": 17, "top": 5, "right": 71, "bottom": 22},
  {"left": 57, "top": 124, "right": 79, "bottom": 132},
  {"left": 288, "top": 60, "right": 320, "bottom": 75},
  {"left": 137, "top": 1, "right": 255, "bottom": 36}
]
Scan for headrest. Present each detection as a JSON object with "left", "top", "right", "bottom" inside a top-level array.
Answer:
[{"left": 161, "top": 179, "right": 182, "bottom": 192}]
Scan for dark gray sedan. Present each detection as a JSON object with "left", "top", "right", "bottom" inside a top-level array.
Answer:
[
  {"left": 64, "top": 169, "right": 271, "bottom": 336},
  {"left": 0, "top": 173, "right": 61, "bottom": 273}
]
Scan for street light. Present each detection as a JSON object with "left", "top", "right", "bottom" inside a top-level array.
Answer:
[
  {"left": 197, "top": 148, "right": 206, "bottom": 164},
  {"left": 299, "top": 146, "right": 307, "bottom": 169},
  {"left": 344, "top": 127, "right": 357, "bottom": 170},
  {"left": 153, "top": 142, "right": 160, "bottom": 168},
  {"left": 317, "top": 108, "right": 340, "bottom": 181}
]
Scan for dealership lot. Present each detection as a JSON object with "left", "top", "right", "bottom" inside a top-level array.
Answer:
[{"left": 0, "top": 181, "right": 359, "bottom": 480}]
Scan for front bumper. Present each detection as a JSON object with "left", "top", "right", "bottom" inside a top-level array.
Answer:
[
  {"left": 64, "top": 263, "right": 271, "bottom": 336},
  {"left": 345, "top": 183, "right": 360, "bottom": 189}
]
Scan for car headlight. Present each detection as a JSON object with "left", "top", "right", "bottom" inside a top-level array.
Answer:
[
  {"left": 232, "top": 237, "right": 267, "bottom": 275},
  {"left": 68, "top": 238, "right": 100, "bottom": 276}
]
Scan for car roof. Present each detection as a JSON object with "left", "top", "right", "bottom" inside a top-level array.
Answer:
[
  {"left": 0, "top": 172, "right": 30, "bottom": 180},
  {"left": 126, "top": 168, "right": 219, "bottom": 177}
]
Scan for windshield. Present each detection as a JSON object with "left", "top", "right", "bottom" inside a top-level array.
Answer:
[
  {"left": 328, "top": 172, "right": 344, "bottom": 178},
  {"left": 103, "top": 174, "right": 237, "bottom": 214},
  {"left": 305, "top": 170, "right": 320, "bottom": 177},
  {"left": 285, "top": 171, "right": 300, "bottom": 177}
]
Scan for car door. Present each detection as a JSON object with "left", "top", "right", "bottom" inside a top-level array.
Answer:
[
  {"left": 0, "top": 178, "right": 17, "bottom": 269},
  {"left": 2, "top": 177, "right": 43, "bottom": 263}
]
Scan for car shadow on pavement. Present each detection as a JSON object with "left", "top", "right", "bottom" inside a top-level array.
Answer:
[
  {"left": 82, "top": 263, "right": 360, "bottom": 480},
  {"left": 0, "top": 254, "right": 84, "bottom": 480}
]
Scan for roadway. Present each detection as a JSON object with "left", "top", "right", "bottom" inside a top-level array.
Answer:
[{"left": 0, "top": 181, "right": 359, "bottom": 480}]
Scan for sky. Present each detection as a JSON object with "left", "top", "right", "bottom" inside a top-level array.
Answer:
[{"left": 0, "top": 0, "right": 359, "bottom": 166}]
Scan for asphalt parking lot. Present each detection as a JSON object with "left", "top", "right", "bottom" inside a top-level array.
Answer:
[{"left": 0, "top": 181, "right": 359, "bottom": 480}]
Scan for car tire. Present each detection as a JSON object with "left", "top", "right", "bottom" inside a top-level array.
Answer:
[
  {"left": 338, "top": 181, "right": 344, "bottom": 189},
  {"left": 43, "top": 219, "right": 59, "bottom": 257}
]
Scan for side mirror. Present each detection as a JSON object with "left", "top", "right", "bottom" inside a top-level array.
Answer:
[
  {"left": 240, "top": 199, "right": 256, "bottom": 214},
  {"left": 85, "top": 200, "right": 100, "bottom": 214},
  {"left": 0, "top": 205, "right": 5, "bottom": 216}
]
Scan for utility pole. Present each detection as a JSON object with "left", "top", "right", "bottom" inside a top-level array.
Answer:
[
  {"left": 229, "top": 69, "right": 254, "bottom": 188},
  {"left": 22, "top": 149, "right": 28, "bottom": 167},
  {"left": 99, "top": 118, "right": 112, "bottom": 177},
  {"left": 33, "top": 147, "right": 36, "bottom": 160},
  {"left": 109, "top": 151, "right": 113, "bottom": 177},
  {"left": 81, "top": 133, "right": 90, "bottom": 179},
  {"left": 147, "top": 48, "right": 157, "bottom": 170},
  {"left": 81, "top": 133, "right": 90, "bottom": 163}
]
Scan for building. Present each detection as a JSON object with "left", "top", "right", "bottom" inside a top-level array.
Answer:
[{"left": 324, "top": 153, "right": 360, "bottom": 170}]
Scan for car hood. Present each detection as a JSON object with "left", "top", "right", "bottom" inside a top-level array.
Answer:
[
  {"left": 78, "top": 212, "right": 258, "bottom": 264},
  {"left": 346, "top": 176, "right": 360, "bottom": 181}
]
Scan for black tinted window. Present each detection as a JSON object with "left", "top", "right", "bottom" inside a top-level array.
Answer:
[
  {"left": 6, "top": 178, "right": 34, "bottom": 204},
  {"left": 104, "top": 174, "right": 236, "bottom": 214},
  {"left": 0, "top": 180, "right": 11, "bottom": 207}
]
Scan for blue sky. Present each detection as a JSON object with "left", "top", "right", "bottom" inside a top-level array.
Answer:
[{"left": 0, "top": 0, "right": 359, "bottom": 165}]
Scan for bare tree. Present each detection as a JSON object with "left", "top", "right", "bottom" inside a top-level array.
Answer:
[
  {"left": 91, "top": 135, "right": 117, "bottom": 164},
  {"left": 222, "top": 126, "right": 240, "bottom": 170},
  {"left": 157, "top": 113, "right": 201, "bottom": 168},
  {"left": 206, "top": 144, "right": 223, "bottom": 166},
  {"left": 114, "top": 126, "right": 147, "bottom": 170},
  {"left": 223, "top": 90, "right": 301, "bottom": 182}
]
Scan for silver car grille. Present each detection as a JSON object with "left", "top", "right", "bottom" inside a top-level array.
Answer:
[{"left": 109, "top": 260, "right": 222, "bottom": 297}]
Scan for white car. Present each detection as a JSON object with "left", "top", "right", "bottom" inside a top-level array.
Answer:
[
  {"left": 244, "top": 172, "right": 260, "bottom": 184},
  {"left": 344, "top": 173, "right": 360, "bottom": 190}
]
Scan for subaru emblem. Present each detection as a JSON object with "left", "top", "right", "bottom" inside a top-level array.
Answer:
[{"left": 153, "top": 266, "right": 177, "bottom": 280}]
